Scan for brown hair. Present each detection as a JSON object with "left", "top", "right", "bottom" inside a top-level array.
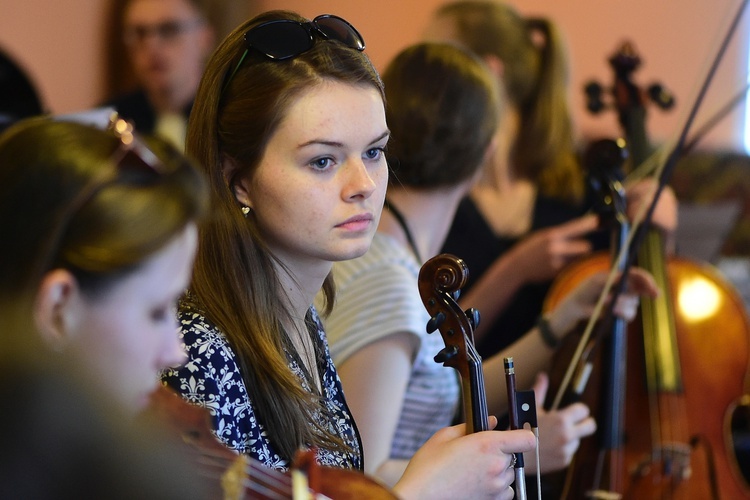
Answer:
[
  {"left": 185, "top": 10, "right": 384, "bottom": 460},
  {"left": 0, "top": 117, "right": 208, "bottom": 345},
  {"left": 434, "top": 1, "right": 584, "bottom": 204},
  {"left": 383, "top": 42, "right": 500, "bottom": 188}
]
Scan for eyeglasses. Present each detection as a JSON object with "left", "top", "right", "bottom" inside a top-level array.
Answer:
[
  {"left": 223, "top": 14, "right": 365, "bottom": 92},
  {"left": 123, "top": 19, "right": 204, "bottom": 47}
]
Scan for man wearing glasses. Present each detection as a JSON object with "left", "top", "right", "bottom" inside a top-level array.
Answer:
[{"left": 107, "top": 0, "right": 215, "bottom": 150}]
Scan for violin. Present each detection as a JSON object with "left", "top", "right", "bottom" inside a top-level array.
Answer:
[
  {"left": 545, "top": 39, "right": 750, "bottom": 499},
  {"left": 418, "top": 253, "right": 538, "bottom": 499},
  {"left": 145, "top": 385, "right": 398, "bottom": 499}
]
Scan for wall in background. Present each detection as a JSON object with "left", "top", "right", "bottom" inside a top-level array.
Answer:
[
  {"left": 1, "top": 0, "right": 748, "bottom": 152},
  {"left": 254, "top": 0, "right": 750, "bottom": 153}
]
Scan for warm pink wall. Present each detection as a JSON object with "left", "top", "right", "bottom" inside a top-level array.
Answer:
[
  {"left": 0, "top": 0, "right": 108, "bottom": 114},
  {"left": 256, "top": 0, "right": 750, "bottom": 152},
  {"left": 1, "top": 0, "right": 747, "bottom": 151}
]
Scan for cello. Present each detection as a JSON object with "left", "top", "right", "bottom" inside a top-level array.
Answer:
[{"left": 545, "top": 39, "right": 750, "bottom": 499}]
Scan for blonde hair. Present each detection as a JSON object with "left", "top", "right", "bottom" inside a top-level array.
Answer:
[{"left": 435, "top": 1, "right": 585, "bottom": 204}]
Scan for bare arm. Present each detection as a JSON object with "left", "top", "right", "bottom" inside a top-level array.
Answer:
[
  {"left": 336, "top": 332, "right": 418, "bottom": 486},
  {"left": 460, "top": 214, "right": 599, "bottom": 342}
]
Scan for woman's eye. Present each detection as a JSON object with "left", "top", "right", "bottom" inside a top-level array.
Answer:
[
  {"left": 151, "top": 302, "right": 177, "bottom": 323},
  {"left": 310, "top": 157, "right": 333, "bottom": 170},
  {"left": 365, "top": 147, "right": 385, "bottom": 160}
]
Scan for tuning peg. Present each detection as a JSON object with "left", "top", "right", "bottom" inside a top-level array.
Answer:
[
  {"left": 426, "top": 312, "right": 445, "bottom": 333},
  {"left": 465, "top": 308, "right": 481, "bottom": 331},
  {"left": 647, "top": 83, "right": 675, "bottom": 110},
  {"left": 584, "top": 81, "right": 605, "bottom": 113},
  {"left": 434, "top": 345, "right": 459, "bottom": 364}
]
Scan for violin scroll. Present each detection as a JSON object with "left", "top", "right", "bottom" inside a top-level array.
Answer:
[
  {"left": 419, "top": 253, "right": 469, "bottom": 295},
  {"left": 418, "top": 254, "right": 489, "bottom": 434},
  {"left": 418, "top": 254, "right": 475, "bottom": 377}
]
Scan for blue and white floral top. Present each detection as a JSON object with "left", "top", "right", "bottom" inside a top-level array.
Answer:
[{"left": 161, "top": 303, "right": 363, "bottom": 472}]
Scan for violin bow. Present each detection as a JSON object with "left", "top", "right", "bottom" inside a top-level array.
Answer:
[
  {"left": 504, "top": 357, "right": 541, "bottom": 500},
  {"left": 551, "top": 0, "right": 750, "bottom": 411}
]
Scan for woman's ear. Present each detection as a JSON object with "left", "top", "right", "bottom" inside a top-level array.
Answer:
[
  {"left": 221, "top": 155, "right": 253, "bottom": 209},
  {"left": 34, "top": 269, "right": 81, "bottom": 351}
]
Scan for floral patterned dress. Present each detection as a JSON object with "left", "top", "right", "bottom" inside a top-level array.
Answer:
[{"left": 161, "top": 303, "right": 363, "bottom": 471}]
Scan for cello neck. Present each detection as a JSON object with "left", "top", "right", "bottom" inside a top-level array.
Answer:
[{"left": 637, "top": 228, "right": 683, "bottom": 393}]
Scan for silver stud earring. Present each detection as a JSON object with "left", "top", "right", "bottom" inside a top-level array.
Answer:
[{"left": 241, "top": 206, "right": 250, "bottom": 217}]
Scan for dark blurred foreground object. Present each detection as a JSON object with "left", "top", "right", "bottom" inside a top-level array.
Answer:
[
  {"left": 0, "top": 49, "right": 44, "bottom": 133},
  {"left": 0, "top": 356, "right": 210, "bottom": 499}
]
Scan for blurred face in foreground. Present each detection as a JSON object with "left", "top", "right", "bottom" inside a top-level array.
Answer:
[{"left": 38, "top": 224, "right": 198, "bottom": 412}]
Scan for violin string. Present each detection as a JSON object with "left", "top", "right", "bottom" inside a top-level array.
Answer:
[
  {"left": 242, "top": 464, "right": 295, "bottom": 500},
  {"left": 552, "top": 0, "right": 750, "bottom": 410},
  {"left": 466, "top": 339, "right": 490, "bottom": 431},
  {"left": 189, "top": 449, "right": 296, "bottom": 499},
  {"left": 242, "top": 479, "right": 289, "bottom": 500}
]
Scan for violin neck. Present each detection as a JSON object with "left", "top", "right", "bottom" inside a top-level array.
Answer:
[{"left": 464, "top": 358, "right": 490, "bottom": 434}]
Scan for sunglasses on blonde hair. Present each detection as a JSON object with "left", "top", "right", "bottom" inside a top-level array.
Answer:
[{"left": 222, "top": 14, "right": 366, "bottom": 92}]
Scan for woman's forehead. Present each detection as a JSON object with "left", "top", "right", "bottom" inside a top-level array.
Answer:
[{"left": 274, "top": 81, "right": 386, "bottom": 147}]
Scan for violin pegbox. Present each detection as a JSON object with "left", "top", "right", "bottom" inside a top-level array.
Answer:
[
  {"left": 419, "top": 253, "right": 489, "bottom": 434},
  {"left": 418, "top": 254, "right": 478, "bottom": 378}
]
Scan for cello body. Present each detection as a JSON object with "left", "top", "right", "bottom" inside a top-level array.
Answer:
[{"left": 545, "top": 250, "right": 750, "bottom": 499}]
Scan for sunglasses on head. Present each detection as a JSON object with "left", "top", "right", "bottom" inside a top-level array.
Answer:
[
  {"left": 39, "top": 115, "right": 170, "bottom": 271},
  {"left": 108, "top": 116, "right": 168, "bottom": 175},
  {"left": 222, "top": 14, "right": 365, "bottom": 92}
]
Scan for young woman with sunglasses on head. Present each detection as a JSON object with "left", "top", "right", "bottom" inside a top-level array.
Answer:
[
  {"left": 322, "top": 41, "right": 659, "bottom": 487},
  {"left": 161, "top": 10, "right": 536, "bottom": 499},
  {"left": 0, "top": 117, "right": 209, "bottom": 497}
]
